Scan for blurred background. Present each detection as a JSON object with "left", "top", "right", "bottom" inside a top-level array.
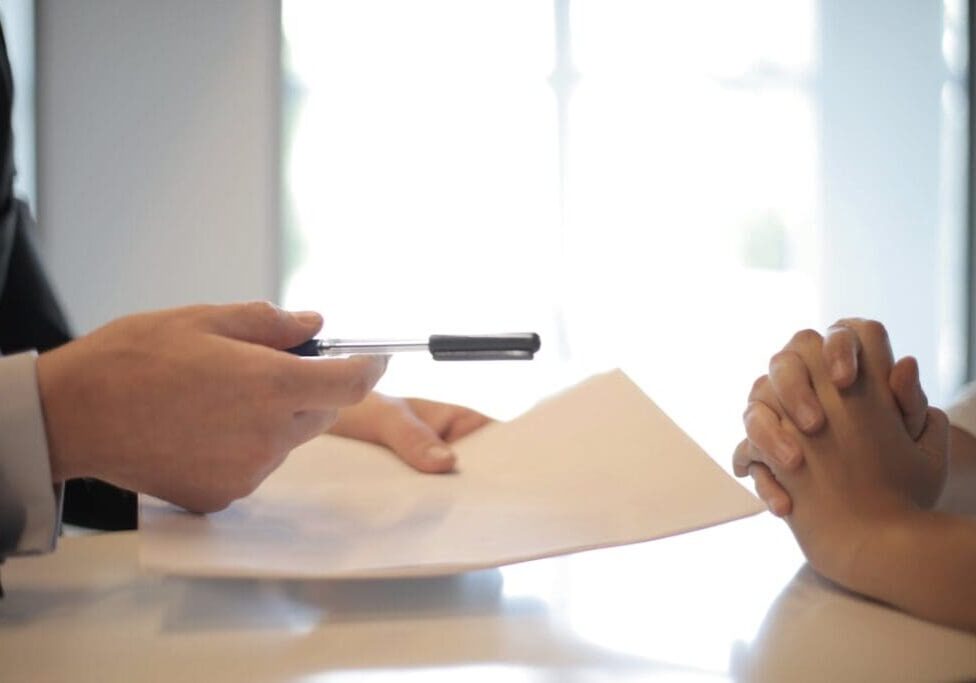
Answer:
[{"left": 4, "top": 0, "right": 970, "bottom": 468}]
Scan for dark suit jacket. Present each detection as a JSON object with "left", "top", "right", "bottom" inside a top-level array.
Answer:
[{"left": 0, "top": 25, "right": 135, "bottom": 531}]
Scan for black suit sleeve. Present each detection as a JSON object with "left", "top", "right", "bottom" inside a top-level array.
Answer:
[{"left": 0, "top": 201, "right": 137, "bottom": 531}]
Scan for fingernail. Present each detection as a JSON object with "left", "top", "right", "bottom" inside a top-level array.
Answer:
[
  {"left": 796, "top": 403, "right": 820, "bottom": 432},
  {"left": 294, "top": 310, "right": 322, "bottom": 326},
  {"left": 830, "top": 360, "right": 848, "bottom": 384},
  {"left": 425, "top": 445, "right": 455, "bottom": 463}
]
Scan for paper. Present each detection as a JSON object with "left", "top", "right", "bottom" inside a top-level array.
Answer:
[{"left": 139, "top": 370, "right": 763, "bottom": 578}]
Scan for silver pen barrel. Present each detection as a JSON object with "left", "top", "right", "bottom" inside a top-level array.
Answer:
[{"left": 316, "top": 339, "right": 429, "bottom": 356}]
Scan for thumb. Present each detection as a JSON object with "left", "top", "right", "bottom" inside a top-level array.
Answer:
[
  {"left": 917, "top": 407, "right": 949, "bottom": 464},
  {"left": 889, "top": 356, "right": 928, "bottom": 440},
  {"left": 379, "top": 411, "right": 458, "bottom": 474},
  {"left": 201, "top": 301, "right": 323, "bottom": 349},
  {"left": 914, "top": 407, "right": 949, "bottom": 508}
]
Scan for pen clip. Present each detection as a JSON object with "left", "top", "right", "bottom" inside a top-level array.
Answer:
[{"left": 428, "top": 333, "right": 541, "bottom": 361}]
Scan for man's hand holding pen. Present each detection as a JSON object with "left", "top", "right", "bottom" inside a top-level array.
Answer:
[
  {"left": 34, "top": 302, "right": 502, "bottom": 515},
  {"left": 37, "top": 302, "right": 388, "bottom": 513}
]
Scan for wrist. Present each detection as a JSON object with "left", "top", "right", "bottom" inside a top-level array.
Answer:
[{"left": 844, "top": 506, "right": 928, "bottom": 600}]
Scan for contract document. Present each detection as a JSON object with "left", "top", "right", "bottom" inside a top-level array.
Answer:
[{"left": 139, "top": 370, "right": 764, "bottom": 578}]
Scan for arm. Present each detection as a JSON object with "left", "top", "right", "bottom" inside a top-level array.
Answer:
[{"left": 851, "top": 509, "right": 976, "bottom": 632}]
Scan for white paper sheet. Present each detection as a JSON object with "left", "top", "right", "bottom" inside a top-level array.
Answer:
[{"left": 139, "top": 370, "right": 764, "bottom": 578}]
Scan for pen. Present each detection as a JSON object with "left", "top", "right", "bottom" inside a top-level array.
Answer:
[{"left": 287, "top": 333, "right": 541, "bottom": 361}]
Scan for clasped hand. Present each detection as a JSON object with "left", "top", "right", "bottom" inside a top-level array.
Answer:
[{"left": 733, "top": 319, "right": 948, "bottom": 581}]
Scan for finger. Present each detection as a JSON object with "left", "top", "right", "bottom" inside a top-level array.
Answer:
[
  {"left": 917, "top": 406, "right": 949, "bottom": 462},
  {"left": 200, "top": 301, "right": 324, "bottom": 349},
  {"left": 822, "top": 323, "right": 862, "bottom": 388},
  {"left": 376, "top": 409, "right": 458, "bottom": 474},
  {"left": 290, "top": 355, "right": 389, "bottom": 409},
  {"left": 742, "top": 400, "right": 802, "bottom": 469},
  {"left": 290, "top": 409, "right": 339, "bottom": 445},
  {"left": 780, "top": 328, "right": 831, "bottom": 390},
  {"left": 442, "top": 410, "right": 494, "bottom": 442},
  {"left": 733, "top": 433, "right": 801, "bottom": 480},
  {"left": 913, "top": 407, "right": 950, "bottom": 508},
  {"left": 829, "top": 317, "right": 894, "bottom": 381},
  {"left": 748, "top": 463, "right": 793, "bottom": 517},
  {"left": 889, "top": 356, "right": 928, "bottom": 440},
  {"left": 403, "top": 398, "right": 494, "bottom": 442},
  {"left": 768, "top": 349, "right": 824, "bottom": 433},
  {"left": 732, "top": 438, "right": 754, "bottom": 477}
]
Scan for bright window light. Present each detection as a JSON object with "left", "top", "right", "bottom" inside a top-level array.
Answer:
[{"left": 281, "top": 1, "right": 966, "bottom": 466}]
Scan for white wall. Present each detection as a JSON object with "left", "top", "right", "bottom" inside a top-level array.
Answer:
[
  {"left": 818, "top": 0, "right": 963, "bottom": 401},
  {"left": 36, "top": 1, "right": 280, "bottom": 333}
]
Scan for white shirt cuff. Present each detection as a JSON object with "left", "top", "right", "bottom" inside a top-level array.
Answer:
[{"left": 0, "top": 351, "right": 62, "bottom": 556}]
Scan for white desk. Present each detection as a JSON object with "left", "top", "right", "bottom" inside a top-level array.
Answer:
[{"left": 2, "top": 514, "right": 974, "bottom": 682}]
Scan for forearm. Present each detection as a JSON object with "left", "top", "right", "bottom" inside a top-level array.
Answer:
[
  {"left": 937, "top": 425, "right": 976, "bottom": 515},
  {"left": 850, "top": 510, "right": 976, "bottom": 633}
]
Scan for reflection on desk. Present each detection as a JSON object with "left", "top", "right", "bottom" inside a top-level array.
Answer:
[{"left": 2, "top": 515, "right": 974, "bottom": 682}]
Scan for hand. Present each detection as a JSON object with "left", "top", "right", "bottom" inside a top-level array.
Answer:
[
  {"left": 734, "top": 319, "right": 931, "bottom": 515},
  {"left": 757, "top": 325, "right": 949, "bottom": 585},
  {"left": 328, "top": 392, "right": 493, "bottom": 472},
  {"left": 36, "top": 302, "right": 388, "bottom": 513}
]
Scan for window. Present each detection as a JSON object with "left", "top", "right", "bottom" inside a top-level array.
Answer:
[{"left": 281, "top": 1, "right": 967, "bottom": 466}]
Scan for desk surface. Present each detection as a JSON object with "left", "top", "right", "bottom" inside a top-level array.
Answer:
[{"left": 2, "top": 515, "right": 974, "bottom": 683}]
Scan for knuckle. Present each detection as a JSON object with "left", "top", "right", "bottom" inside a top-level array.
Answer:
[
  {"left": 768, "top": 349, "right": 800, "bottom": 375},
  {"left": 789, "top": 328, "right": 822, "bottom": 350},
  {"left": 748, "top": 375, "right": 770, "bottom": 400},
  {"left": 253, "top": 368, "right": 301, "bottom": 405},
  {"left": 829, "top": 317, "right": 861, "bottom": 332},
  {"left": 269, "top": 367, "right": 298, "bottom": 398},
  {"left": 180, "top": 303, "right": 215, "bottom": 321},
  {"left": 246, "top": 300, "right": 283, "bottom": 325},
  {"left": 742, "top": 401, "right": 767, "bottom": 432},
  {"left": 858, "top": 319, "right": 889, "bottom": 344}
]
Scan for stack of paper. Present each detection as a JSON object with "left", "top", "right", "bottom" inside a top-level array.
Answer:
[{"left": 139, "top": 370, "right": 763, "bottom": 578}]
